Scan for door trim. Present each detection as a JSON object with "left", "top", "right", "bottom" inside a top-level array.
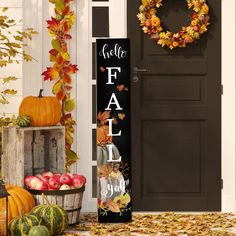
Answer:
[{"left": 221, "top": 0, "right": 236, "bottom": 212}]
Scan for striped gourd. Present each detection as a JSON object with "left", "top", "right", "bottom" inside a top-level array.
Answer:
[
  {"left": 9, "top": 213, "right": 40, "bottom": 236},
  {"left": 31, "top": 204, "right": 68, "bottom": 235},
  {"left": 29, "top": 225, "right": 50, "bottom": 236}
]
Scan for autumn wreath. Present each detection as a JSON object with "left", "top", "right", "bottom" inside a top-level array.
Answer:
[{"left": 137, "top": 0, "right": 210, "bottom": 49}]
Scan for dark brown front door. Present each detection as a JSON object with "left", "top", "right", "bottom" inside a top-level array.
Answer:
[{"left": 128, "top": 0, "right": 221, "bottom": 211}]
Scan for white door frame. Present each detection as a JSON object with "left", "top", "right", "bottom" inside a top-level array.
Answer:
[{"left": 221, "top": 0, "right": 236, "bottom": 212}]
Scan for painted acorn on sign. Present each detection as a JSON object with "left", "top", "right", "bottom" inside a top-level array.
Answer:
[{"left": 19, "top": 89, "right": 62, "bottom": 126}]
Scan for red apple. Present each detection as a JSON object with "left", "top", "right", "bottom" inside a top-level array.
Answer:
[
  {"left": 35, "top": 180, "right": 48, "bottom": 191},
  {"left": 42, "top": 176, "right": 50, "bottom": 184},
  {"left": 73, "top": 174, "right": 86, "bottom": 185},
  {"left": 77, "top": 175, "right": 86, "bottom": 185},
  {"left": 80, "top": 175, "right": 87, "bottom": 185},
  {"left": 68, "top": 173, "right": 73, "bottom": 179},
  {"left": 24, "top": 175, "right": 34, "bottom": 188},
  {"left": 49, "top": 176, "right": 61, "bottom": 190},
  {"left": 53, "top": 173, "right": 61, "bottom": 181},
  {"left": 60, "top": 174, "right": 72, "bottom": 185},
  {"left": 42, "top": 171, "right": 53, "bottom": 178},
  {"left": 29, "top": 176, "right": 41, "bottom": 189},
  {"left": 60, "top": 184, "right": 70, "bottom": 190},
  {"left": 72, "top": 176, "right": 83, "bottom": 188},
  {"left": 35, "top": 174, "right": 43, "bottom": 179}
]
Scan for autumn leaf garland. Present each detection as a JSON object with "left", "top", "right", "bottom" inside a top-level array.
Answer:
[{"left": 42, "top": 0, "right": 78, "bottom": 170}]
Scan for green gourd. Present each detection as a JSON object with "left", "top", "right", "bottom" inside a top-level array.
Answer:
[
  {"left": 8, "top": 213, "right": 40, "bottom": 236},
  {"left": 28, "top": 225, "right": 50, "bottom": 236},
  {"left": 16, "top": 115, "right": 31, "bottom": 127},
  {"left": 30, "top": 195, "right": 68, "bottom": 236}
]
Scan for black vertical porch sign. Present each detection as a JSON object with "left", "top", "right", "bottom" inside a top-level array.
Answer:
[{"left": 97, "top": 39, "right": 132, "bottom": 223}]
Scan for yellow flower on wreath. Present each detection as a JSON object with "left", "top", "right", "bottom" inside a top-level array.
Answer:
[
  {"left": 191, "top": 19, "right": 199, "bottom": 27},
  {"left": 142, "top": 0, "right": 149, "bottom": 7},
  {"left": 151, "top": 15, "right": 161, "bottom": 27},
  {"left": 149, "top": 8, "right": 157, "bottom": 15},
  {"left": 201, "top": 4, "right": 209, "bottom": 14}
]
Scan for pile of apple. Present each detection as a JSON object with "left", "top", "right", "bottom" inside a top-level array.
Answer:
[{"left": 24, "top": 172, "right": 86, "bottom": 191}]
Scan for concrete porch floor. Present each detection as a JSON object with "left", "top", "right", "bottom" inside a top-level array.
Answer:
[{"left": 64, "top": 212, "right": 236, "bottom": 235}]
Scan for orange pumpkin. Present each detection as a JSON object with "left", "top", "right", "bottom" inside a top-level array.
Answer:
[
  {"left": 0, "top": 185, "right": 35, "bottom": 223},
  {"left": 19, "top": 89, "right": 62, "bottom": 126},
  {"left": 97, "top": 125, "right": 113, "bottom": 146}
]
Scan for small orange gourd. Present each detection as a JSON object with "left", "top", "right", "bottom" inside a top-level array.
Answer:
[{"left": 19, "top": 89, "right": 62, "bottom": 126}]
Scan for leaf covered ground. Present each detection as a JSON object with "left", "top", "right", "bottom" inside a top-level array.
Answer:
[{"left": 65, "top": 212, "right": 236, "bottom": 235}]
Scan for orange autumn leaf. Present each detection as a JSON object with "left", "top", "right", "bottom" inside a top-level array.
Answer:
[
  {"left": 42, "top": 67, "right": 59, "bottom": 81},
  {"left": 118, "top": 113, "right": 125, "bottom": 120},
  {"left": 56, "top": 90, "right": 65, "bottom": 100},
  {"left": 97, "top": 111, "right": 110, "bottom": 125},
  {"left": 107, "top": 200, "right": 120, "bottom": 213}
]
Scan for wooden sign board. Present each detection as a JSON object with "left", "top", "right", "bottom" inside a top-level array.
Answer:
[{"left": 97, "top": 39, "right": 132, "bottom": 223}]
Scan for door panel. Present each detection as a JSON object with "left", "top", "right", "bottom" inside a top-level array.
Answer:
[{"left": 128, "top": 0, "right": 221, "bottom": 211}]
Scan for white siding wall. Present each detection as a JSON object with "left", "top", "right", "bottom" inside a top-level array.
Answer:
[{"left": 0, "top": 0, "right": 23, "bottom": 116}]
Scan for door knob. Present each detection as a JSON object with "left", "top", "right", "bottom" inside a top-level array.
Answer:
[
  {"left": 133, "top": 66, "right": 148, "bottom": 74},
  {"left": 133, "top": 75, "right": 139, "bottom": 83}
]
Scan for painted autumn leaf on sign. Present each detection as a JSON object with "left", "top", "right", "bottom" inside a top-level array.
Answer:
[
  {"left": 117, "top": 84, "right": 128, "bottom": 92},
  {"left": 113, "top": 193, "right": 131, "bottom": 208},
  {"left": 112, "top": 117, "right": 118, "bottom": 125},
  {"left": 118, "top": 113, "right": 125, "bottom": 120},
  {"left": 97, "top": 111, "right": 110, "bottom": 126},
  {"left": 107, "top": 200, "right": 120, "bottom": 213},
  {"left": 100, "top": 66, "right": 106, "bottom": 72},
  {"left": 97, "top": 165, "right": 113, "bottom": 179}
]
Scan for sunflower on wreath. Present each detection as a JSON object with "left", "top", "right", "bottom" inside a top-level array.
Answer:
[{"left": 137, "top": 0, "right": 210, "bottom": 49}]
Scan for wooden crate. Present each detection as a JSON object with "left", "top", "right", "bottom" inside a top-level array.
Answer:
[
  {"left": 1, "top": 126, "right": 65, "bottom": 186},
  {"left": 29, "top": 186, "right": 85, "bottom": 225}
]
